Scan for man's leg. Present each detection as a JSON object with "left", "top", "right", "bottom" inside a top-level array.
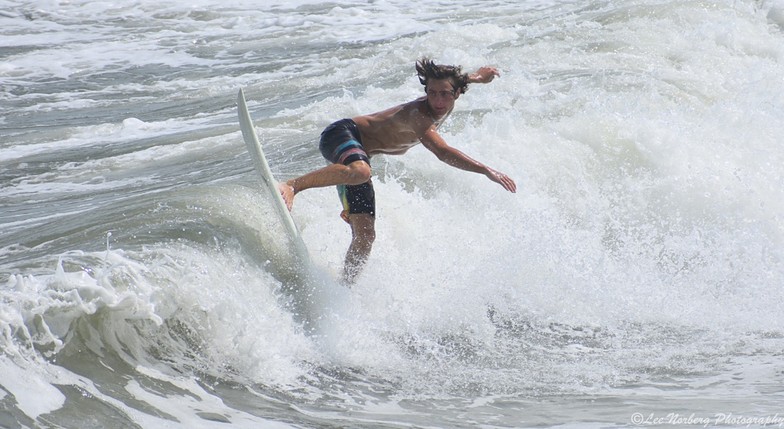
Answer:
[
  {"left": 280, "top": 161, "right": 371, "bottom": 210},
  {"left": 342, "top": 213, "right": 375, "bottom": 284}
]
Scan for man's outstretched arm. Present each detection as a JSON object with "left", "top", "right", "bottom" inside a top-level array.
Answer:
[{"left": 421, "top": 128, "right": 516, "bottom": 193}]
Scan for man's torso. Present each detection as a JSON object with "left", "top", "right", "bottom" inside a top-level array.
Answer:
[{"left": 351, "top": 98, "right": 446, "bottom": 157}]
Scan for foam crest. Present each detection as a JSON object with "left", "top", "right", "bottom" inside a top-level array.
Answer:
[
  {"left": 1, "top": 251, "right": 160, "bottom": 356},
  {"left": 2, "top": 0, "right": 784, "bottom": 425}
]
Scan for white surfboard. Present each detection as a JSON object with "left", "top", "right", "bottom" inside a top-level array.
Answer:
[{"left": 237, "top": 88, "right": 309, "bottom": 268}]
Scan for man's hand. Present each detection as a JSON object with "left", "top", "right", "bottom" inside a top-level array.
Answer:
[
  {"left": 469, "top": 67, "right": 500, "bottom": 84},
  {"left": 486, "top": 168, "right": 517, "bottom": 193}
]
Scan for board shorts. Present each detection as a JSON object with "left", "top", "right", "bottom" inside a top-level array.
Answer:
[{"left": 319, "top": 119, "right": 375, "bottom": 217}]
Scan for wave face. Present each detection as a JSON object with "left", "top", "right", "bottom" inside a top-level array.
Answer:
[{"left": 2, "top": 0, "right": 784, "bottom": 427}]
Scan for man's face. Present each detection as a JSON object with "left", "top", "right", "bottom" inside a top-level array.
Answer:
[{"left": 425, "top": 79, "right": 458, "bottom": 118}]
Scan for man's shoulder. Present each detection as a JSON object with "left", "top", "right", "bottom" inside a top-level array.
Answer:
[
  {"left": 359, "top": 98, "right": 428, "bottom": 123},
  {"left": 403, "top": 98, "right": 434, "bottom": 123},
  {"left": 385, "top": 97, "right": 426, "bottom": 116}
]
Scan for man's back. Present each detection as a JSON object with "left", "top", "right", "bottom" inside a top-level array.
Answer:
[{"left": 352, "top": 97, "right": 444, "bottom": 157}]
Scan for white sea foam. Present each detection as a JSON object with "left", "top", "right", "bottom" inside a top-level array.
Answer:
[{"left": 2, "top": 0, "right": 783, "bottom": 427}]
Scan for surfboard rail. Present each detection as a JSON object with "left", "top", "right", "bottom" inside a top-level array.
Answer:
[{"left": 236, "top": 88, "right": 309, "bottom": 266}]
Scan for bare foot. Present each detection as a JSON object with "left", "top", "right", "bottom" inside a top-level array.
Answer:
[{"left": 278, "top": 182, "right": 295, "bottom": 211}]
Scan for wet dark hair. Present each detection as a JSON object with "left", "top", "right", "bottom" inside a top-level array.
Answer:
[{"left": 416, "top": 57, "right": 470, "bottom": 95}]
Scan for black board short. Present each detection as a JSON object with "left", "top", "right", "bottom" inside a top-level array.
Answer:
[{"left": 319, "top": 119, "right": 375, "bottom": 216}]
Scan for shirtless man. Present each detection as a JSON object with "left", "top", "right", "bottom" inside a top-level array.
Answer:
[{"left": 279, "top": 58, "right": 517, "bottom": 283}]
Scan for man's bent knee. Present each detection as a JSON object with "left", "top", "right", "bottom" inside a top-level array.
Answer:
[{"left": 345, "top": 161, "right": 372, "bottom": 185}]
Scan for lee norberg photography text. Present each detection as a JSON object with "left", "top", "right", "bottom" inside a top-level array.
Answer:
[{"left": 631, "top": 412, "right": 784, "bottom": 427}]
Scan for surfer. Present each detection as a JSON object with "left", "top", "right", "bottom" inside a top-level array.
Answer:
[{"left": 279, "top": 58, "right": 517, "bottom": 284}]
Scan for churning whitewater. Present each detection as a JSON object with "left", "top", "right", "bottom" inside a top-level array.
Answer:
[{"left": 2, "top": 1, "right": 784, "bottom": 428}]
